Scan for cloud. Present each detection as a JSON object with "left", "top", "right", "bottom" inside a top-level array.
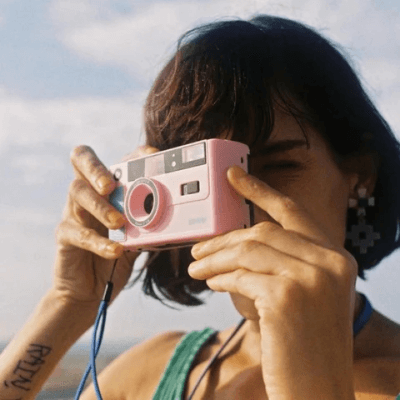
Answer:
[
  {"left": 0, "top": 203, "right": 59, "bottom": 228},
  {"left": 2, "top": 0, "right": 398, "bottom": 226},
  {"left": 0, "top": 87, "right": 148, "bottom": 165},
  {"left": 48, "top": 0, "right": 399, "bottom": 134},
  {"left": 49, "top": 0, "right": 330, "bottom": 81},
  {"left": 50, "top": 0, "right": 223, "bottom": 84},
  {"left": 48, "top": 0, "right": 122, "bottom": 29},
  {"left": 0, "top": 87, "right": 148, "bottom": 339},
  {"left": 11, "top": 154, "right": 66, "bottom": 185},
  {"left": 1, "top": 0, "right": 399, "bottom": 343},
  {"left": 49, "top": 0, "right": 399, "bottom": 66}
]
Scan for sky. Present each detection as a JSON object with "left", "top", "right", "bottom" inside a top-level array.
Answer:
[{"left": 0, "top": 0, "right": 399, "bottom": 347}]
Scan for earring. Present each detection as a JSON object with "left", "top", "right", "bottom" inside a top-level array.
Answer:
[{"left": 346, "top": 187, "right": 380, "bottom": 254}]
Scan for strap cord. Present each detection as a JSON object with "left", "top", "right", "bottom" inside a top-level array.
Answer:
[{"left": 74, "top": 260, "right": 118, "bottom": 400}]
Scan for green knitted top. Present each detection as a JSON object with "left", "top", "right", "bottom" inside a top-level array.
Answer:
[
  {"left": 151, "top": 317, "right": 400, "bottom": 400},
  {"left": 152, "top": 327, "right": 218, "bottom": 400}
]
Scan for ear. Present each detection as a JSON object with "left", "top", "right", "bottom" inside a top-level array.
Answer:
[{"left": 339, "top": 152, "right": 380, "bottom": 198}]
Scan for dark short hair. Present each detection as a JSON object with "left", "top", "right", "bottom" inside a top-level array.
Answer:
[{"left": 131, "top": 15, "right": 399, "bottom": 306}]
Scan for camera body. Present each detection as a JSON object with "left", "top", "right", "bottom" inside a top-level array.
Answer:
[{"left": 108, "top": 139, "right": 254, "bottom": 251}]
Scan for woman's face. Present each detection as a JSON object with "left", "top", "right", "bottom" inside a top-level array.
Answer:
[{"left": 228, "top": 108, "right": 363, "bottom": 320}]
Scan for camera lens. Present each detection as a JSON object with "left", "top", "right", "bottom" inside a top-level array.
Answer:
[
  {"left": 126, "top": 178, "right": 164, "bottom": 228},
  {"left": 144, "top": 193, "right": 154, "bottom": 214}
]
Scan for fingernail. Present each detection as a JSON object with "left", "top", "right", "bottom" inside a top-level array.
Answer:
[
  {"left": 107, "top": 210, "right": 125, "bottom": 226},
  {"left": 97, "top": 176, "right": 112, "bottom": 191}
]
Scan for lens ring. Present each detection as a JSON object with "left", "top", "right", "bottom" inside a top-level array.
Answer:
[{"left": 125, "top": 178, "right": 161, "bottom": 228}]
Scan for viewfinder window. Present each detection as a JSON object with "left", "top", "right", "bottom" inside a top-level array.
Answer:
[{"left": 182, "top": 143, "right": 205, "bottom": 163}]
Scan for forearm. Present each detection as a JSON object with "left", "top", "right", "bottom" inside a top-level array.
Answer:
[{"left": 0, "top": 289, "right": 98, "bottom": 400}]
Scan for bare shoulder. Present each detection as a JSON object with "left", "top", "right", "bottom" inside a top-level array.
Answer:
[
  {"left": 354, "top": 310, "right": 400, "bottom": 399},
  {"left": 354, "top": 356, "right": 399, "bottom": 399},
  {"left": 81, "top": 330, "right": 187, "bottom": 400}
]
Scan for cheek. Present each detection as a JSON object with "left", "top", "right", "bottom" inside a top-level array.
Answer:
[{"left": 299, "top": 171, "right": 350, "bottom": 247}]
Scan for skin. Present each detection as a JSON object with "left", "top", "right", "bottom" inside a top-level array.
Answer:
[
  {"left": 186, "top": 110, "right": 389, "bottom": 398},
  {"left": 82, "top": 109, "right": 398, "bottom": 399},
  {"left": 0, "top": 147, "right": 153, "bottom": 400},
  {"left": 191, "top": 109, "right": 366, "bottom": 371},
  {"left": 0, "top": 111, "right": 398, "bottom": 400},
  {"left": 53, "top": 145, "right": 156, "bottom": 307},
  {"left": 74, "top": 111, "right": 399, "bottom": 400}
]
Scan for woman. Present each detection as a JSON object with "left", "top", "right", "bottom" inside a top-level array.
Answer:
[{"left": 0, "top": 15, "right": 399, "bottom": 400}]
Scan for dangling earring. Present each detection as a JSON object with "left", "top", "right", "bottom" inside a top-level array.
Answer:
[{"left": 346, "top": 187, "right": 380, "bottom": 254}]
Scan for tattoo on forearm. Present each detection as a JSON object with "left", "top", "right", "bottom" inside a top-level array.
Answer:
[{"left": 3, "top": 343, "right": 52, "bottom": 396}]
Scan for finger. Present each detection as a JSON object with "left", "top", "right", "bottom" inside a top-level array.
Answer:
[
  {"left": 69, "top": 178, "right": 126, "bottom": 229},
  {"left": 120, "top": 145, "right": 160, "bottom": 162},
  {"left": 188, "top": 240, "right": 316, "bottom": 283},
  {"left": 70, "top": 145, "right": 116, "bottom": 196},
  {"left": 56, "top": 220, "right": 125, "bottom": 259},
  {"left": 205, "top": 268, "right": 284, "bottom": 309},
  {"left": 227, "top": 166, "right": 331, "bottom": 245},
  {"left": 191, "top": 221, "right": 337, "bottom": 268}
]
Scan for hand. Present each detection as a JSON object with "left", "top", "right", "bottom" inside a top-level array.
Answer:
[
  {"left": 53, "top": 145, "right": 159, "bottom": 310},
  {"left": 188, "top": 166, "right": 358, "bottom": 400}
]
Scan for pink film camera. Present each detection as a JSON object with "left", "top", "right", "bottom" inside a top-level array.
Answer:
[{"left": 108, "top": 139, "right": 254, "bottom": 251}]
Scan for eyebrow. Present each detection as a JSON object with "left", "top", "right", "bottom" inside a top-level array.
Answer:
[{"left": 253, "top": 139, "right": 309, "bottom": 156}]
